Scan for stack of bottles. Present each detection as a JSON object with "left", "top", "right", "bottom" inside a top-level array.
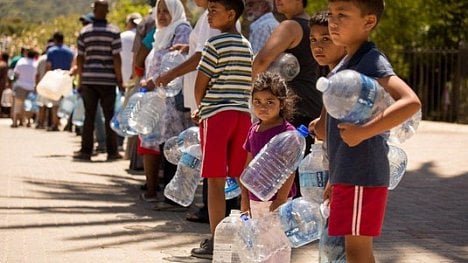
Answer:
[{"left": 241, "top": 125, "right": 309, "bottom": 201}]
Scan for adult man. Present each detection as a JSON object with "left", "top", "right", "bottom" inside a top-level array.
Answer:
[
  {"left": 244, "top": 0, "right": 279, "bottom": 54},
  {"left": 121, "top": 12, "right": 142, "bottom": 85},
  {"left": 46, "top": 32, "right": 74, "bottom": 131},
  {"left": 74, "top": 0, "right": 123, "bottom": 161}
]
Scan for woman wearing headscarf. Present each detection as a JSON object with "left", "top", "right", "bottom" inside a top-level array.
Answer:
[{"left": 139, "top": 0, "right": 192, "bottom": 204}]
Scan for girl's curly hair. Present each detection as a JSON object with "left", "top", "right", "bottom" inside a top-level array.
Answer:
[{"left": 251, "top": 72, "right": 297, "bottom": 121}]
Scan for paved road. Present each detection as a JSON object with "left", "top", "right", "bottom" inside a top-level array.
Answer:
[{"left": 0, "top": 119, "right": 467, "bottom": 262}]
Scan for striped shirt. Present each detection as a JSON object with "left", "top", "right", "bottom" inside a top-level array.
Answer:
[
  {"left": 77, "top": 20, "right": 121, "bottom": 86},
  {"left": 197, "top": 33, "right": 253, "bottom": 120}
]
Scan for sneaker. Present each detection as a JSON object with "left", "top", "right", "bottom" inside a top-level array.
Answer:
[
  {"left": 73, "top": 152, "right": 91, "bottom": 161},
  {"left": 107, "top": 153, "right": 123, "bottom": 161},
  {"left": 153, "top": 201, "right": 187, "bottom": 212},
  {"left": 191, "top": 238, "right": 213, "bottom": 260}
]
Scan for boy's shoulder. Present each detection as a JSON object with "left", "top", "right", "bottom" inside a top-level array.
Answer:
[{"left": 344, "top": 41, "right": 394, "bottom": 79}]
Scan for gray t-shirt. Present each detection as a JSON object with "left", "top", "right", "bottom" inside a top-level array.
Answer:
[{"left": 327, "top": 41, "right": 395, "bottom": 186}]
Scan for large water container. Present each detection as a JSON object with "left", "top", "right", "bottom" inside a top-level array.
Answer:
[
  {"left": 277, "top": 197, "right": 322, "bottom": 248},
  {"left": 58, "top": 91, "right": 78, "bottom": 119},
  {"left": 164, "top": 144, "right": 202, "bottom": 207},
  {"left": 164, "top": 127, "right": 200, "bottom": 165},
  {"left": 159, "top": 51, "right": 185, "bottom": 97},
  {"left": 267, "top": 53, "right": 300, "bottom": 81},
  {"left": 299, "top": 144, "right": 329, "bottom": 205},
  {"left": 128, "top": 90, "right": 166, "bottom": 135},
  {"left": 118, "top": 88, "right": 147, "bottom": 136},
  {"left": 72, "top": 95, "right": 85, "bottom": 127},
  {"left": 240, "top": 125, "right": 309, "bottom": 201},
  {"left": 163, "top": 136, "right": 183, "bottom": 165},
  {"left": 213, "top": 210, "right": 243, "bottom": 263},
  {"left": 36, "top": 69, "right": 73, "bottom": 101},
  {"left": 225, "top": 177, "right": 241, "bottom": 200}
]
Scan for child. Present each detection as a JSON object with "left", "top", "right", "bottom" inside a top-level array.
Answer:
[
  {"left": 241, "top": 71, "right": 297, "bottom": 263},
  {"left": 310, "top": 1, "right": 421, "bottom": 262},
  {"left": 190, "top": 0, "right": 252, "bottom": 259}
]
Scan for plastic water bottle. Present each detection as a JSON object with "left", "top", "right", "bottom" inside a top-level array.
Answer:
[
  {"left": 110, "top": 108, "right": 128, "bottom": 137},
  {"left": 163, "top": 136, "right": 183, "bottom": 165},
  {"left": 319, "top": 221, "right": 346, "bottom": 263},
  {"left": 388, "top": 144, "right": 408, "bottom": 190},
  {"left": 384, "top": 91, "right": 421, "bottom": 144},
  {"left": 277, "top": 197, "right": 322, "bottom": 248},
  {"left": 267, "top": 53, "right": 300, "bottom": 81},
  {"left": 213, "top": 210, "right": 243, "bottom": 263},
  {"left": 164, "top": 144, "right": 202, "bottom": 207},
  {"left": 159, "top": 51, "right": 185, "bottom": 97},
  {"left": 128, "top": 90, "right": 166, "bottom": 135},
  {"left": 236, "top": 213, "right": 290, "bottom": 262},
  {"left": 58, "top": 91, "right": 77, "bottom": 119},
  {"left": 23, "top": 92, "right": 39, "bottom": 112},
  {"left": 299, "top": 144, "right": 329, "bottom": 205},
  {"left": 114, "top": 88, "right": 124, "bottom": 113},
  {"left": 139, "top": 129, "right": 162, "bottom": 151},
  {"left": 72, "top": 95, "right": 85, "bottom": 127},
  {"left": 36, "top": 69, "right": 73, "bottom": 101},
  {"left": 316, "top": 69, "right": 388, "bottom": 124},
  {"left": 225, "top": 177, "right": 241, "bottom": 200},
  {"left": 240, "top": 125, "right": 309, "bottom": 201},
  {"left": 118, "top": 88, "right": 147, "bottom": 136}
]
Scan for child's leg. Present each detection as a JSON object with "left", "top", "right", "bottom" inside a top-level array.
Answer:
[
  {"left": 143, "top": 153, "right": 160, "bottom": 198},
  {"left": 345, "top": 235, "right": 375, "bottom": 263},
  {"left": 207, "top": 177, "right": 226, "bottom": 234}
]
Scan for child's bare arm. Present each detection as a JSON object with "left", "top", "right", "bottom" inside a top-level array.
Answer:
[
  {"left": 240, "top": 153, "right": 253, "bottom": 214},
  {"left": 270, "top": 172, "right": 295, "bottom": 212},
  {"left": 194, "top": 71, "right": 210, "bottom": 107},
  {"left": 338, "top": 75, "right": 421, "bottom": 147}
]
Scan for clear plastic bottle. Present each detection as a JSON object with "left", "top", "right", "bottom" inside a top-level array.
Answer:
[
  {"left": 267, "top": 53, "right": 300, "bottom": 81},
  {"left": 139, "top": 129, "right": 162, "bottom": 151},
  {"left": 72, "top": 95, "right": 85, "bottom": 127},
  {"left": 128, "top": 89, "right": 166, "bottom": 135},
  {"left": 387, "top": 144, "right": 408, "bottom": 190},
  {"left": 213, "top": 209, "right": 243, "bottom": 263},
  {"left": 225, "top": 177, "right": 241, "bottom": 200},
  {"left": 58, "top": 91, "right": 77, "bottom": 119},
  {"left": 159, "top": 51, "right": 185, "bottom": 97},
  {"left": 118, "top": 88, "right": 147, "bottom": 136},
  {"left": 240, "top": 125, "right": 309, "bottom": 201},
  {"left": 163, "top": 136, "right": 183, "bottom": 165},
  {"left": 23, "top": 92, "right": 39, "bottom": 113},
  {"left": 110, "top": 108, "right": 127, "bottom": 137},
  {"left": 277, "top": 197, "right": 322, "bottom": 248},
  {"left": 164, "top": 127, "right": 200, "bottom": 165},
  {"left": 164, "top": 144, "right": 202, "bottom": 207},
  {"left": 299, "top": 144, "right": 329, "bottom": 205}
]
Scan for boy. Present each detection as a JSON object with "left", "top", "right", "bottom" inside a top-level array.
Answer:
[
  {"left": 311, "top": 1, "right": 421, "bottom": 262},
  {"left": 190, "top": 0, "right": 252, "bottom": 259}
]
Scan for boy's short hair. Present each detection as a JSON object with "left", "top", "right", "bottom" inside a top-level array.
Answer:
[
  {"left": 329, "top": 0, "right": 385, "bottom": 22},
  {"left": 309, "top": 10, "right": 328, "bottom": 28},
  {"left": 209, "top": 0, "right": 245, "bottom": 20}
]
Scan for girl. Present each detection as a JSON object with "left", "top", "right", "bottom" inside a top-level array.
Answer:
[
  {"left": 138, "top": 0, "right": 191, "bottom": 203},
  {"left": 241, "top": 72, "right": 297, "bottom": 263}
]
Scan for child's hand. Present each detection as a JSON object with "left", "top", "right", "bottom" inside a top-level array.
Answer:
[
  {"left": 337, "top": 122, "right": 368, "bottom": 147},
  {"left": 191, "top": 109, "right": 200, "bottom": 124},
  {"left": 240, "top": 197, "right": 250, "bottom": 215}
]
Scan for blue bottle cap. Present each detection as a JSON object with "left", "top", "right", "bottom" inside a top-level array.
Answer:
[
  {"left": 296, "top": 124, "right": 309, "bottom": 137},
  {"left": 138, "top": 87, "right": 148, "bottom": 93}
]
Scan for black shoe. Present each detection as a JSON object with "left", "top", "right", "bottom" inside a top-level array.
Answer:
[
  {"left": 107, "top": 153, "right": 123, "bottom": 161},
  {"left": 191, "top": 238, "right": 213, "bottom": 260},
  {"left": 73, "top": 152, "right": 91, "bottom": 161}
]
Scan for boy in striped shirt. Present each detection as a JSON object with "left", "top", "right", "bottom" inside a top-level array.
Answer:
[{"left": 190, "top": 0, "right": 252, "bottom": 259}]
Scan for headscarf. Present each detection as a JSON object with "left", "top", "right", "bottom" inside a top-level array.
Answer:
[{"left": 152, "top": 0, "right": 189, "bottom": 52}]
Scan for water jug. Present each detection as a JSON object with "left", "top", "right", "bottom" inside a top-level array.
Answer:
[
  {"left": 128, "top": 90, "right": 166, "bottom": 135},
  {"left": 277, "top": 197, "right": 322, "bottom": 248},
  {"left": 213, "top": 210, "right": 243, "bottom": 263},
  {"left": 240, "top": 125, "right": 309, "bottom": 201},
  {"left": 139, "top": 129, "right": 162, "bottom": 151},
  {"left": 58, "top": 91, "right": 77, "bottom": 119},
  {"left": 176, "top": 126, "right": 200, "bottom": 151},
  {"left": 159, "top": 51, "right": 185, "bottom": 97},
  {"left": 36, "top": 69, "right": 73, "bottom": 101},
  {"left": 118, "top": 88, "right": 147, "bottom": 136},
  {"left": 72, "top": 95, "right": 85, "bottom": 127},
  {"left": 267, "top": 53, "right": 300, "bottom": 81},
  {"left": 299, "top": 143, "right": 329, "bottom": 205},
  {"left": 163, "top": 136, "right": 183, "bottom": 165},
  {"left": 164, "top": 144, "right": 202, "bottom": 207},
  {"left": 225, "top": 177, "right": 241, "bottom": 200}
]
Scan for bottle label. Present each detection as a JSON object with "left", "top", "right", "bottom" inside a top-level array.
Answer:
[
  {"left": 300, "top": 171, "right": 329, "bottom": 188},
  {"left": 225, "top": 178, "right": 239, "bottom": 192},
  {"left": 180, "top": 152, "right": 200, "bottom": 169},
  {"left": 344, "top": 74, "right": 378, "bottom": 124}
]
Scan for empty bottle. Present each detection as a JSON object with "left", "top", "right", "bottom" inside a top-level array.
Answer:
[
  {"left": 139, "top": 129, "right": 162, "bottom": 151},
  {"left": 118, "top": 88, "right": 147, "bottom": 136},
  {"left": 277, "top": 197, "right": 322, "bottom": 248},
  {"left": 388, "top": 144, "right": 408, "bottom": 190},
  {"left": 213, "top": 209, "right": 243, "bottom": 263},
  {"left": 23, "top": 92, "right": 39, "bottom": 113},
  {"left": 240, "top": 125, "right": 309, "bottom": 201},
  {"left": 236, "top": 213, "right": 290, "bottom": 262},
  {"left": 128, "top": 89, "right": 166, "bottom": 135},
  {"left": 299, "top": 144, "right": 329, "bottom": 205},
  {"left": 384, "top": 91, "right": 421, "bottom": 144},
  {"left": 176, "top": 126, "right": 200, "bottom": 151},
  {"left": 267, "top": 53, "right": 300, "bottom": 81},
  {"left": 58, "top": 91, "right": 77, "bottom": 119},
  {"left": 110, "top": 108, "right": 128, "bottom": 137},
  {"left": 163, "top": 136, "right": 183, "bottom": 165},
  {"left": 159, "top": 51, "right": 185, "bottom": 97},
  {"left": 225, "top": 177, "right": 241, "bottom": 200},
  {"left": 316, "top": 69, "right": 388, "bottom": 124},
  {"left": 164, "top": 144, "right": 202, "bottom": 207},
  {"left": 72, "top": 95, "right": 85, "bottom": 127},
  {"left": 319, "top": 221, "right": 346, "bottom": 263}
]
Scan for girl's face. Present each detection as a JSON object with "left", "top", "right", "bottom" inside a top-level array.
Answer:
[
  {"left": 252, "top": 90, "right": 282, "bottom": 123},
  {"left": 157, "top": 0, "right": 172, "bottom": 28},
  {"left": 310, "top": 25, "right": 346, "bottom": 68}
]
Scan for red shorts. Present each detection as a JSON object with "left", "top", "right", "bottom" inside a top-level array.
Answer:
[
  {"left": 136, "top": 137, "right": 160, "bottom": 156},
  {"left": 199, "top": 110, "right": 251, "bottom": 178},
  {"left": 329, "top": 184, "right": 388, "bottom": 237}
]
